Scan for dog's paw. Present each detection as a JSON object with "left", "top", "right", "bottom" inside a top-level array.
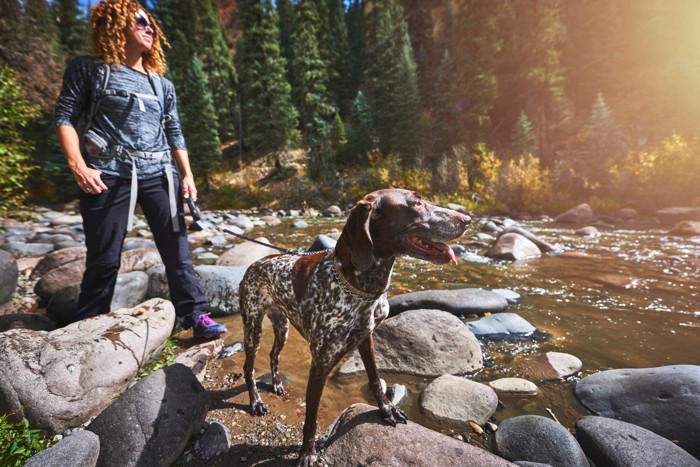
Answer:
[
  {"left": 380, "top": 403, "right": 407, "bottom": 426},
  {"left": 251, "top": 399, "right": 268, "bottom": 416},
  {"left": 273, "top": 382, "right": 286, "bottom": 396}
]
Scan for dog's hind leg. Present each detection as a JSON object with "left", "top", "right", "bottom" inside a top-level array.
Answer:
[
  {"left": 358, "top": 334, "right": 407, "bottom": 425},
  {"left": 268, "top": 311, "right": 289, "bottom": 396},
  {"left": 241, "top": 282, "right": 268, "bottom": 416}
]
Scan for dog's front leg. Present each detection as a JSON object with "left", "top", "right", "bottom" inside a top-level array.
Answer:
[
  {"left": 358, "top": 334, "right": 407, "bottom": 425},
  {"left": 297, "top": 361, "right": 329, "bottom": 467}
]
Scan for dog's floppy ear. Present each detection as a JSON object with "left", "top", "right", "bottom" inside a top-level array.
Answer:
[{"left": 345, "top": 199, "right": 374, "bottom": 272}]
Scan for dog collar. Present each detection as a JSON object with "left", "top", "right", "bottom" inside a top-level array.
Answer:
[{"left": 332, "top": 256, "right": 389, "bottom": 301}]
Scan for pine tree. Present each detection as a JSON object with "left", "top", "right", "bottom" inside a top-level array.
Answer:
[
  {"left": 344, "top": 90, "right": 374, "bottom": 165},
  {"left": 364, "top": 0, "right": 422, "bottom": 164},
  {"left": 179, "top": 56, "right": 222, "bottom": 189},
  {"left": 430, "top": 49, "right": 456, "bottom": 159},
  {"left": 325, "top": 0, "right": 352, "bottom": 117},
  {"left": 292, "top": 0, "right": 334, "bottom": 180},
  {"left": 236, "top": 0, "right": 299, "bottom": 157},
  {"left": 52, "top": 0, "right": 88, "bottom": 57},
  {"left": 511, "top": 111, "right": 537, "bottom": 156},
  {"left": 330, "top": 112, "right": 346, "bottom": 153},
  {"left": 345, "top": 0, "right": 365, "bottom": 106},
  {"left": 277, "top": 0, "right": 296, "bottom": 86}
]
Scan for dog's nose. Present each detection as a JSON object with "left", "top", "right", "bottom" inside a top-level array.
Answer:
[{"left": 458, "top": 213, "right": 471, "bottom": 229}]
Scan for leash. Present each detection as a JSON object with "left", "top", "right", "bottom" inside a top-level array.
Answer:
[{"left": 187, "top": 197, "right": 305, "bottom": 255}]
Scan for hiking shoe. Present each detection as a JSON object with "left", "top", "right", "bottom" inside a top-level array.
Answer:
[{"left": 193, "top": 313, "right": 227, "bottom": 339}]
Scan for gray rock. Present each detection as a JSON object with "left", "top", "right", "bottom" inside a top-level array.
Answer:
[
  {"left": 655, "top": 207, "right": 700, "bottom": 224},
  {"left": 227, "top": 215, "right": 254, "bottom": 230},
  {"left": 0, "top": 296, "right": 38, "bottom": 315},
  {"left": 555, "top": 203, "right": 596, "bottom": 224},
  {"left": 482, "top": 221, "right": 503, "bottom": 234},
  {"left": 574, "top": 365, "right": 700, "bottom": 457},
  {"left": 34, "top": 260, "right": 84, "bottom": 300},
  {"left": 0, "top": 299, "right": 176, "bottom": 433},
  {"left": 488, "top": 378, "right": 539, "bottom": 395},
  {"left": 46, "top": 284, "right": 80, "bottom": 325},
  {"left": 339, "top": 309, "right": 483, "bottom": 377},
  {"left": 0, "top": 249, "right": 18, "bottom": 305},
  {"left": 466, "top": 313, "right": 537, "bottom": 338},
  {"left": 388, "top": 288, "right": 509, "bottom": 317},
  {"left": 110, "top": 271, "right": 149, "bottom": 311},
  {"left": 494, "top": 415, "right": 588, "bottom": 467},
  {"left": 0, "top": 242, "right": 55, "bottom": 258},
  {"left": 308, "top": 234, "right": 337, "bottom": 252},
  {"left": 195, "top": 265, "right": 247, "bottom": 315},
  {"left": 491, "top": 289, "right": 522, "bottom": 304},
  {"left": 123, "top": 237, "right": 157, "bottom": 250},
  {"left": 146, "top": 265, "right": 169, "bottom": 300},
  {"left": 196, "top": 421, "right": 231, "bottom": 460},
  {"left": 575, "top": 226, "right": 599, "bottom": 237},
  {"left": 615, "top": 208, "right": 639, "bottom": 220},
  {"left": 49, "top": 214, "right": 83, "bottom": 227},
  {"left": 419, "top": 375, "right": 499, "bottom": 428},
  {"left": 174, "top": 338, "right": 225, "bottom": 382},
  {"left": 88, "top": 363, "right": 210, "bottom": 467},
  {"left": 446, "top": 203, "right": 468, "bottom": 214},
  {"left": 30, "top": 246, "right": 86, "bottom": 280},
  {"left": 205, "top": 235, "right": 228, "bottom": 246},
  {"left": 323, "top": 403, "right": 514, "bottom": 466},
  {"left": 25, "top": 430, "right": 100, "bottom": 467},
  {"left": 0, "top": 313, "right": 56, "bottom": 332},
  {"left": 260, "top": 215, "right": 281, "bottom": 226},
  {"left": 669, "top": 220, "right": 700, "bottom": 236},
  {"left": 516, "top": 352, "right": 582, "bottom": 381},
  {"left": 486, "top": 233, "right": 541, "bottom": 261},
  {"left": 216, "top": 238, "right": 281, "bottom": 268},
  {"left": 291, "top": 220, "right": 309, "bottom": 229},
  {"left": 322, "top": 205, "right": 343, "bottom": 217},
  {"left": 575, "top": 416, "right": 700, "bottom": 467}
]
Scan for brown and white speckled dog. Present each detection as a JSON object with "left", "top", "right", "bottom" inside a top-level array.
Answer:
[{"left": 239, "top": 189, "right": 471, "bottom": 466}]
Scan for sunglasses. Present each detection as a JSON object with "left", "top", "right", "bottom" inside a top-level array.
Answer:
[{"left": 135, "top": 13, "right": 155, "bottom": 33}]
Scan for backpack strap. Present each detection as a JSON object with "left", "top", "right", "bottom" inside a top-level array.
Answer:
[
  {"left": 147, "top": 71, "right": 171, "bottom": 127},
  {"left": 84, "top": 61, "right": 110, "bottom": 135}
]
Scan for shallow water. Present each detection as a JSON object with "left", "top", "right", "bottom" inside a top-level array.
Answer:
[{"left": 204, "top": 218, "right": 700, "bottom": 442}]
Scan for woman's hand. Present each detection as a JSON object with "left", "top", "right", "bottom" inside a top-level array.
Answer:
[
  {"left": 181, "top": 173, "right": 197, "bottom": 201},
  {"left": 72, "top": 165, "right": 107, "bottom": 195}
]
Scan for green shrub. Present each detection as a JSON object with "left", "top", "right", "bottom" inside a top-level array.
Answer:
[
  {"left": 0, "top": 414, "right": 54, "bottom": 466},
  {"left": 494, "top": 154, "right": 553, "bottom": 214},
  {"left": 137, "top": 338, "right": 178, "bottom": 379}
]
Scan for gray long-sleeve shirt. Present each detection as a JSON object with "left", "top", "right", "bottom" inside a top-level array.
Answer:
[{"left": 55, "top": 56, "right": 186, "bottom": 179}]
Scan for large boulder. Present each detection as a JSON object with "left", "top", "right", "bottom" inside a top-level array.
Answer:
[
  {"left": 494, "top": 415, "right": 589, "bottom": 467},
  {"left": 25, "top": 430, "right": 100, "bottom": 467},
  {"left": 388, "top": 288, "right": 509, "bottom": 317},
  {"left": 485, "top": 233, "right": 541, "bottom": 261},
  {"left": 216, "top": 238, "right": 281, "bottom": 268},
  {"left": 339, "top": 309, "right": 483, "bottom": 377},
  {"left": 555, "top": 203, "right": 596, "bottom": 224},
  {"left": 88, "top": 363, "right": 210, "bottom": 467},
  {"left": 419, "top": 375, "right": 499, "bottom": 428},
  {"left": 194, "top": 265, "right": 247, "bottom": 315},
  {"left": 466, "top": 313, "right": 537, "bottom": 338},
  {"left": 0, "top": 299, "right": 176, "bottom": 433},
  {"left": 0, "top": 249, "right": 18, "bottom": 305},
  {"left": 515, "top": 352, "right": 582, "bottom": 380},
  {"left": 575, "top": 416, "right": 700, "bottom": 467},
  {"left": 574, "top": 365, "right": 700, "bottom": 457},
  {"left": 323, "top": 403, "right": 514, "bottom": 466},
  {"left": 30, "top": 246, "right": 86, "bottom": 280},
  {"left": 669, "top": 220, "right": 700, "bottom": 236}
]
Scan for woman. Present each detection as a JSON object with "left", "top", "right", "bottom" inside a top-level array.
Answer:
[{"left": 55, "top": 0, "right": 226, "bottom": 339}]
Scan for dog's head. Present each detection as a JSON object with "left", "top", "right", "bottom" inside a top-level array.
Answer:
[{"left": 339, "top": 189, "right": 471, "bottom": 271}]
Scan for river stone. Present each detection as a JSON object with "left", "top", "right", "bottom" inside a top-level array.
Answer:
[
  {"left": 34, "top": 260, "right": 85, "bottom": 300},
  {"left": 196, "top": 265, "right": 247, "bottom": 315},
  {"left": 388, "top": 288, "right": 509, "bottom": 317},
  {"left": 123, "top": 237, "right": 157, "bottom": 250},
  {"left": 655, "top": 206, "right": 700, "bottom": 224},
  {"left": 419, "top": 375, "right": 498, "bottom": 428},
  {"left": 500, "top": 226, "right": 558, "bottom": 253},
  {"left": 515, "top": 352, "right": 582, "bottom": 381},
  {"left": 555, "top": 203, "right": 596, "bottom": 224},
  {"left": 339, "top": 309, "right": 483, "bottom": 377},
  {"left": 488, "top": 378, "right": 539, "bottom": 395},
  {"left": 0, "top": 249, "right": 18, "bottom": 305},
  {"left": 88, "top": 363, "right": 209, "bottom": 467},
  {"left": 323, "top": 403, "right": 514, "bottom": 466},
  {"left": 466, "top": 313, "right": 537, "bottom": 338},
  {"left": 494, "top": 415, "right": 588, "bottom": 467},
  {"left": 485, "top": 233, "right": 541, "bottom": 261},
  {"left": 119, "top": 247, "right": 163, "bottom": 272},
  {"left": 110, "top": 271, "right": 149, "bottom": 311},
  {"left": 46, "top": 283, "right": 81, "bottom": 325},
  {"left": 216, "top": 238, "right": 281, "bottom": 267},
  {"left": 291, "top": 220, "right": 308, "bottom": 229},
  {"left": 491, "top": 289, "right": 522, "bottom": 304},
  {"left": 24, "top": 430, "right": 100, "bottom": 467},
  {"left": 308, "top": 234, "right": 337, "bottom": 252},
  {"left": 575, "top": 226, "right": 599, "bottom": 237},
  {"left": 0, "top": 296, "right": 39, "bottom": 315},
  {"left": 0, "top": 299, "right": 176, "bottom": 433},
  {"left": 0, "top": 242, "right": 55, "bottom": 258},
  {"left": 575, "top": 416, "right": 700, "bottom": 467},
  {"left": 260, "top": 215, "right": 281, "bottom": 226},
  {"left": 49, "top": 214, "right": 83, "bottom": 227},
  {"left": 0, "top": 313, "right": 56, "bottom": 332},
  {"left": 669, "top": 220, "right": 700, "bottom": 236},
  {"left": 574, "top": 365, "right": 700, "bottom": 457},
  {"left": 30, "top": 246, "right": 86, "bottom": 280},
  {"left": 195, "top": 421, "right": 232, "bottom": 460},
  {"left": 31, "top": 233, "right": 76, "bottom": 246},
  {"left": 175, "top": 338, "right": 225, "bottom": 382}
]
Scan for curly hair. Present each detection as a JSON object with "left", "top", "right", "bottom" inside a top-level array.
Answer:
[{"left": 89, "top": 0, "right": 169, "bottom": 75}]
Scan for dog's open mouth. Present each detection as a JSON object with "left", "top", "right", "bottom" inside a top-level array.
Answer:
[{"left": 404, "top": 235, "right": 457, "bottom": 265}]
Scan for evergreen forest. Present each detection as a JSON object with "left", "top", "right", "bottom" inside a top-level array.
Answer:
[{"left": 1, "top": 0, "right": 699, "bottom": 215}]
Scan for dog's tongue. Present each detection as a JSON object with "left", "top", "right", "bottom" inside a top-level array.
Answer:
[{"left": 442, "top": 242, "right": 458, "bottom": 265}]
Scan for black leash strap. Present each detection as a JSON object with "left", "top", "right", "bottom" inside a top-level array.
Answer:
[{"left": 187, "top": 197, "right": 299, "bottom": 255}]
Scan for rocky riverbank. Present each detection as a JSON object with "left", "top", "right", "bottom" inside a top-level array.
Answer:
[{"left": 1, "top": 200, "right": 699, "bottom": 465}]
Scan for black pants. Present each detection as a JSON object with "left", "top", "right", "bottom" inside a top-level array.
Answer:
[{"left": 73, "top": 173, "right": 206, "bottom": 328}]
